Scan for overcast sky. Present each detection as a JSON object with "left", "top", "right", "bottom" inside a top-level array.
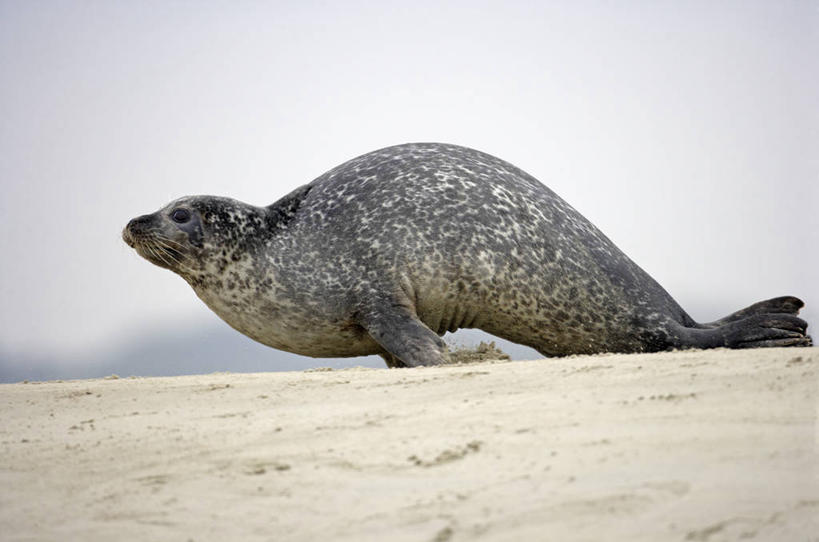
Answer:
[{"left": 1, "top": 1, "right": 816, "bottom": 370}]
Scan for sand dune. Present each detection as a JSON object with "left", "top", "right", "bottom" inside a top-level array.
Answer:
[{"left": 1, "top": 348, "right": 817, "bottom": 541}]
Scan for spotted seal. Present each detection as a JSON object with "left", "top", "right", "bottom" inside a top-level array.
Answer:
[{"left": 122, "top": 143, "right": 811, "bottom": 367}]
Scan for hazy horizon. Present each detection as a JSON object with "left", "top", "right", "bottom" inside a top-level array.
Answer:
[{"left": 2, "top": 1, "right": 816, "bottom": 378}]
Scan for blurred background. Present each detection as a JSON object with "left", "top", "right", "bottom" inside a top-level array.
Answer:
[{"left": 1, "top": 1, "right": 816, "bottom": 382}]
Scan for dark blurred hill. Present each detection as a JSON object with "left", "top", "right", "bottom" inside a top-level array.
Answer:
[{"left": 0, "top": 322, "right": 540, "bottom": 383}]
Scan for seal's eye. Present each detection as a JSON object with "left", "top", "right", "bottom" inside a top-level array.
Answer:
[{"left": 171, "top": 209, "right": 191, "bottom": 223}]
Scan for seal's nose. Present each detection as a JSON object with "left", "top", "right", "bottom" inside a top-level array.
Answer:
[
  {"left": 122, "top": 226, "right": 135, "bottom": 247},
  {"left": 122, "top": 214, "right": 154, "bottom": 247}
]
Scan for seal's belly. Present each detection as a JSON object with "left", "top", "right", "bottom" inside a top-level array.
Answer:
[
  {"left": 193, "top": 286, "right": 381, "bottom": 358},
  {"left": 250, "top": 322, "right": 379, "bottom": 358}
]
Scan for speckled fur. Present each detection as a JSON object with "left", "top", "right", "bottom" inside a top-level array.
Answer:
[{"left": 123, "top": 143, "right": 811, "bottom": 367}]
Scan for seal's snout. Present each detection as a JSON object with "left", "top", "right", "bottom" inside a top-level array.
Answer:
[
  {"left": 122, "top": 226, "right": 135, "bottom": 248},
  {"left": 122, "top": 214, "right": 154, "bottom": 248}
]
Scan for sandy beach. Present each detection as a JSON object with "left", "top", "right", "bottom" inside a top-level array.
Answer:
[{"left": 1, "top": 347, "right": 817, "bottom": 541}]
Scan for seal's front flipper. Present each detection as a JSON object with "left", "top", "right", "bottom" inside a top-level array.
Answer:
[
  {"left": 359, "top": 305, "right": 450, "bottom": 367},
  {"left": 704, "top": 296, "right": 805, "bottom": 328},
  {"left": 380, "top": 353, "right": 409, "bottom": 368}
]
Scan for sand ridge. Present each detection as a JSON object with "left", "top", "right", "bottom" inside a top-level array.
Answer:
[{"left": 1, "top": 348, "right": 817, "bottom": 541}]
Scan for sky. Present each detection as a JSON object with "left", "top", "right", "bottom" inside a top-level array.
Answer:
[{"left": 1, "top": 1, "right": 817, "bottom": 376}]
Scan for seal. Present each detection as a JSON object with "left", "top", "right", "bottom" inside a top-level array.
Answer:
[{"left": 123, "top": 143, "right": 811, "bottom": 367}]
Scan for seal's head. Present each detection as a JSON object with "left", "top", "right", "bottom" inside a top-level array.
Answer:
[{"left": 123, "top": 196, "right": 267, "bottom": 281}]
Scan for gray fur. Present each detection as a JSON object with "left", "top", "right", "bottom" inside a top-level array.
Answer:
[{"left": 123, "top": 143, "right": 811, "bottom": 367}]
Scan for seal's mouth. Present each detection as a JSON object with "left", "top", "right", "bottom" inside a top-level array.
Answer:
[
  {"left": 128, "top": 234, "right": 188, "bottom": 272},
  {"left": 123, "top": 217, "right": 190, "bottom": 273}
]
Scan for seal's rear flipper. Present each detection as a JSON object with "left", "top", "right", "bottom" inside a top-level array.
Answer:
[
  {"left": 705, "top": 296, "right": 805, "bottom": 328},
  {"left": 359, "top": 304, "right": 450, "bottom": 367},
  {"left": 689, "top": 313, "right": 812, "bottom": 349},
  {"left": 732, "top": 337, "right": 813, "bottom": 348}
]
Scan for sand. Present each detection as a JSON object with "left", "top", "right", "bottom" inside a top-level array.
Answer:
[{"left": 1, "top": 347, "right": 817, "bottom": 542}]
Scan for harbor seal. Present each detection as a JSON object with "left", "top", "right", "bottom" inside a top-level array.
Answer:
[{"left": 122, "top": 143, "right": 811, "bottom": 367}]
